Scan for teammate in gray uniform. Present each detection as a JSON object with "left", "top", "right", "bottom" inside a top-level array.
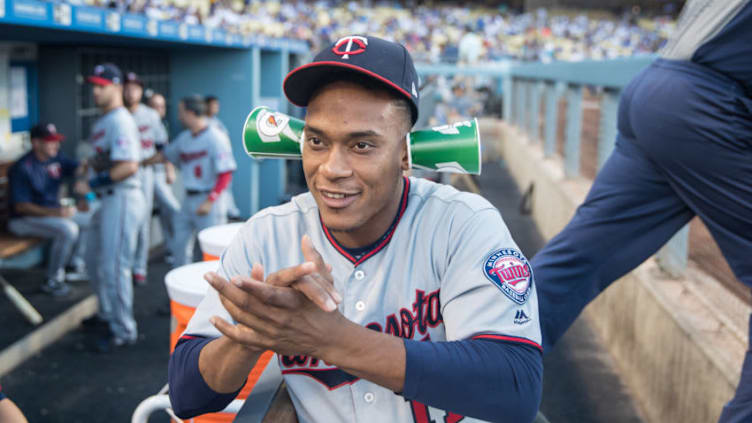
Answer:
[
  {"left": 147, "top": 92, "right": 181, "bottom": 263},
  {"left": 169, "top": 36, "right": 542, "bottom": 423},
  {"left": 124, "top": 72, "right": 167, "bottom": 284},
  {"left": 145, "top": 95, "right": 236, "bottom": 267},
  {"left": 206, "top": 95, "right": 240, "bottom": 220},
  {"left": 76, "top": 63, "right": 146, "bottom": 350}
]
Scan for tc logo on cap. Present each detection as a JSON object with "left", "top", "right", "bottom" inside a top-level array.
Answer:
[
  {"left": 332, "top": 36, "right": 368, "bottom": 60},
  {"left": 94, "top": 65, "right": 104, "bottom": 75},
  {"left": 47, "top": 123, "right": 57, "bottom": 133}
]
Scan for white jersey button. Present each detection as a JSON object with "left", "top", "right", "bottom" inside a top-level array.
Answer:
[
  {"left": 354, "top": 270, "right": 365, "bottom": 280},
  {"left": 355, "top": 301, "right": 366, "bottom": 311},
  {"left": 364, "top": 392, "right": 375, "bottom": 403}
]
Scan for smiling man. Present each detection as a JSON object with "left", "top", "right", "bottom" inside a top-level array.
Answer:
[{"left": 169, "top": 35, "right": 543, "bottom": 423}]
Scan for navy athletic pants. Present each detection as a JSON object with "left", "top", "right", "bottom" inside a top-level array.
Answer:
[{"left": 532, "top": 58, "right": 752, "bottom": 422}]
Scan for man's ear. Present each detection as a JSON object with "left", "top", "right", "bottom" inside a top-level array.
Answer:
[{"left": 401, "top": 133, "right": 410, "bottom": 171}]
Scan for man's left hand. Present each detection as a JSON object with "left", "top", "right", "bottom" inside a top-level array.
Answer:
[{"left": 197, "top": 199, "right": 213, "bottom": 216}]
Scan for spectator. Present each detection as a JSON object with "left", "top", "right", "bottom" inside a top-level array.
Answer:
[{"left": 8, "top": 123, "right": 90, "bottom": 297}]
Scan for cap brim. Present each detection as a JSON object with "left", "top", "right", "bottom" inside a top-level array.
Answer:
[
  {"left": 284, "top": 61, "right": 415, "bottom": 111},
  {"left": 87, "top": 76, "right": 113, "bottom": 86},
  {"left": 42, "top": 134, "right": 65, "bottom": 142}
]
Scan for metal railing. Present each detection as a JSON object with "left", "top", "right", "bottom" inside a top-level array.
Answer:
[{"left": 417, "top": 55, "right": 690, "bottom": 277}]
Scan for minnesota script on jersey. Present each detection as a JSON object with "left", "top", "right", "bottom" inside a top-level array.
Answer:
[
  {"left": 184, "top": 177, "right": 542, "bottom": 423},
  {"left": 163, "top": 125, "right": 236, "bottom": 191}
]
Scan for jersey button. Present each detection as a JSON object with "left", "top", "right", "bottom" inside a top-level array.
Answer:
[
  {"left": 355, "top": 301, "right": 365, "bottom": 311},
  {"left": 364, "top": 392, "right": 375, "bottom": 403},
  {"left": 354, "top": 270, "right": 365, "bottom": 280}
]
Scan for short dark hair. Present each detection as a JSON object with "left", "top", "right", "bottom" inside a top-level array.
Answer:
[
  {"left": 205, "top": 95, "right": 219, "bottom": 103},
  {"left": 310, "top": 72, "right": 413, "bottom": 133},
  {"left": 181, "top": 94, "right": 207, "bottom": 116}
]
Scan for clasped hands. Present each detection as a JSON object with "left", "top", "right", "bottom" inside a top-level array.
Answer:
[{"left": 205, "top": 235, "right": 346, "bottom": 358}]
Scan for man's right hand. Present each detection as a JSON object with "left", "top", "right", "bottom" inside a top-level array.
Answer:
[
  {"left": 74, "top": 179, "right": 90, "bottom": 196},
  {"left": 59, "top": 206, "right": 76, "bottom": 218}
]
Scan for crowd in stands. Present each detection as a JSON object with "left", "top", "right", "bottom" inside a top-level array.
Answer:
[{"left": 46, "top": 0, "right": 677, "bottom": 63}]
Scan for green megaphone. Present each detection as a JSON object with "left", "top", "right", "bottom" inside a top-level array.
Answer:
[{"left": 242, "top": 106, "right": 481, "bottom": 175}]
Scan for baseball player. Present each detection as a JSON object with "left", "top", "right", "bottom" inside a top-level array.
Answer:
[
  {"left": 147, "top": 92, "right": 181, "bottom": 263},
  {"left": 169, "top": 36, "right": 542, "bottom": 423},
  {"left": 124, "top": 71, "right": 168, "bottom": 284},
  {"left": 77, "top": 63, "right": 146, "bottom": 351},
  {"left": 530, "top": 2, "right": 752, "bottom": 423},
  {"left": 206, "top": 95, "right": 241, "bottom": 220},
  {"left": 7, "top": 123, "right": 90, "bottom": 297},
  {"left": 145, "top": 95, "right": 236, "bottom": 267}
]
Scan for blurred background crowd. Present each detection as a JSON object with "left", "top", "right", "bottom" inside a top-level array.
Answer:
[{"left": 43, "top": 0, "right": 679, "bottom": 63}]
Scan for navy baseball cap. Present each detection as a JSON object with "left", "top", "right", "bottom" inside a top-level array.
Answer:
[
  {"left": 30, "top": 122, "right": 65, "bottom": 142},
  {"left": 283, "top": 35, "right": 420, "bottom": 124},
  {"left": 124, "top": 71, "right": 143, "bottom": 87},
  {"left": 87, "top": 63, "right": 123, "bottom": 86}
]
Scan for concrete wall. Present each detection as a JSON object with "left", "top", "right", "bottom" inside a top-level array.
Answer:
[{"left": 495, "top": 122, "right": 747, "bottom": 423}]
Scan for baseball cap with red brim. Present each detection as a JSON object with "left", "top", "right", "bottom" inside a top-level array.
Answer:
[
  {"left": 30, "top": 123, "right": 65, "bottom": 142},
  {"left": 283, "top": 35, "right": 420, "bottom": 125},
  {"left": 87, "top": 63, "right": 123, "bottom": 86},
  {"left": 124, "top": 71, "right": 143, "bottom": 86}
]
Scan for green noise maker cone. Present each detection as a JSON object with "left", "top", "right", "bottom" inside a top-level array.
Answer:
[{"left": 242, "top": 106, "right": 481, "bottom": 175}]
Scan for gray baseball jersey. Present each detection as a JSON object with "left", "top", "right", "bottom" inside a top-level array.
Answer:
[
  {"left": 163, "top": 125, "right": 237, "bottom": 191},
  {"left": 183, "top": 177, "right": 541, "bottom": 423},
  {"left": 88, "top": 106, "right": 141, "bottom": 189},
  {"left": 207, "top": 115, "right": 229, "bottom": 135},
  {"left": 131, "top": 104, "right": 167, "bottom": 159},
  {"left": 131, "top": 104, "right": 165, "bottom": 277}
]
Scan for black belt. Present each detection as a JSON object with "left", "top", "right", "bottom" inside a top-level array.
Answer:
[
  {"left": 186, "top": 189, "right": 211, "bottom": 196},
  {"left": 96, "top": 189, "right": 115, "bottom": 198}
]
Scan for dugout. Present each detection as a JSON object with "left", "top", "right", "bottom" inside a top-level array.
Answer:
[{"left": 0, "top": 0, "right": 308, "bottom": 222}]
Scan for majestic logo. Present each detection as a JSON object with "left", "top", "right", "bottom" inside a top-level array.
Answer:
[
  {"left": 514, "top": 309, "right": 531, "bottom": 325},
  {"left": 483, "top": 248, "right": 533, "bottom": 304},
  {"left": 331, "top": 36, "right": 368, "bottom": 59},
  {"left": 179, "top": 150, "right": 208, "bottom": 162}
]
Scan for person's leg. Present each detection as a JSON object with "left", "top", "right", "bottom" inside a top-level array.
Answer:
[
  {"left": 153, "top": 169, "right": 181, "bottom": 257},
  {"left": 532, "top": 135, "right": 694, "bottom": 352},
  {"left": 133, "top": 167, "right": 155, "bottom": 283},
  {"left": 628, "top": 65, "right": 752, "bottom": 423},
  {"left": 104, "top": 188, "right": 146, "bottom": 343},
  {"left": 88, "top": 202, "right": 112, "bottom": 321},
  {"left": 8, "top": 216, "right": 78, "bottom": 292},
  {"left": 70, "top": 203, "right": 98, "bottom": 273},
  {"left": 718, "top": 313, "right": 752, "bottom": 423},
  {"left": 170, "top": 197, "right": 197, "bottom": 267}
]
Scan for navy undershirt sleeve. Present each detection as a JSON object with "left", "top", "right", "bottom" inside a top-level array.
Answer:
[
  {"left": 168, "top": 337, "right": 245, "bottom": 419},
  {"left": 402, "top": 338, "right": 542, "bottom": 423}
]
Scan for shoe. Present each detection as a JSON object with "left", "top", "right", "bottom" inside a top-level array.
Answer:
[
  {"left": 133, "top": 273, "right": 147, "bottom": 287},
  {"left": 40, "top": 279, "right": 71, "bottom": 298},
  {"left": 92, "top": 334, "right": 136, "bottom": 353},
  {"left": 81, "top": 314, "right": 108, "bottom": 328}
]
